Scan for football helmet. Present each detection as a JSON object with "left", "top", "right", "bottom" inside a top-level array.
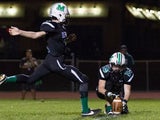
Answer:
[
  {"left": 109, "top": 52, "right": 126, "bottom": 66},
  {"left": 49, "top": 2, "right": 69, "bottom": 23}
]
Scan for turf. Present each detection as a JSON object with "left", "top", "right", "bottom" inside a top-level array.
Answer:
[{"left": 0, "top": 98, "right": 159, "bottom": 120}]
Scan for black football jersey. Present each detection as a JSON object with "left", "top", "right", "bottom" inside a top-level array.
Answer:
[
  {"left": 40, "top": 20, "right": 67, "bottom": 56},
  {"left": 98, "top": 64, "right": 134, "bottom": 93}
]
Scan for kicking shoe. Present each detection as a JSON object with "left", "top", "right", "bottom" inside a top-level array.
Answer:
[
  {"left": 108, "top": 111, "right": 114, "bottom": 115},
  {"left": 0, "top": 74, "right": 6, "bottom": 85},
  {"left": 104, "top": 110, "right": 114, "bottom": 115},
  {"left": 82, "top": 109, "right": 101, "bottom": 117},
  {"left": 104, "top": 104, "right": 113, "bottom": 115}
]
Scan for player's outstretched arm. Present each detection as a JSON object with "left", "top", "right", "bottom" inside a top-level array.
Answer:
[{"left": 9, "top": 26, "right": 46, "bottom": 39}]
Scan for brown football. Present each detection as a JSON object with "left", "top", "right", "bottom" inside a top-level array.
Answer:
[{"left": 112, "top": 96, "right": 122, "bottom": 114}]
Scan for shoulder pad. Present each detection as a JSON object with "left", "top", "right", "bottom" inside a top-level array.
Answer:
[
  {"left": 99, "top": 65, "right": 110, "bottom": 79},
  {"left": 124, "top": 68, "right": 133, "bottom": 78},
  {"left": 40, "top": 21, "right": 56, "bottom": 32},
  {"left": 101, "top": 65, "right": 110, "bottom": 73}
]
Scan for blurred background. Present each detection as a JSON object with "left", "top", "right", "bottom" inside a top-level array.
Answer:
[{"left": 0, "top": 0, "right": 160, "bottom": 92}]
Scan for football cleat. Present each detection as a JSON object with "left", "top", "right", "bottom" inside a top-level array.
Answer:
[
  {"left": 104, "top": 110, "right": 114, "bottom": 115},
  {"left": 104, "top": 104, "right": 114, "bottom": 115},
  {"left": 108, "top": 111, "right": 114, "bottom": 115},
  {"left": 0, "top": 74, "right": 6, "bottom": 85},
  {"left": 82, "top": 109, "right": 101, "bottom": 117}
]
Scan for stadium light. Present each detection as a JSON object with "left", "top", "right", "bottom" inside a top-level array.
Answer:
[
  {"left": 6, "top": 7, "right": 18, "bottom": 16},
  {"left": 90, "top": 7, "right": 102, "bottom": 15},
  {"left": 126, "top": 3, "right": 160, "bottom": 21},
  {"left": 0, "top": 3, "right": 24, "bottom": 18},
  {"left": 0, "top": 7, "right": 3, "bottom": 14},
  {"left": 154, "top": 11, "right": 160, "bottom": 20},
  {"left": 126, "top": 5, "right": 145, "bottom": 19}
]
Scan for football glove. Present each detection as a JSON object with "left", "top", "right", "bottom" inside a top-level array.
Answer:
[
  {"left": 122, "top": 99, "right": 129, "bottom": 114},
  {"left": 105, "top": 91, "right": 116, "bottom": 99}
]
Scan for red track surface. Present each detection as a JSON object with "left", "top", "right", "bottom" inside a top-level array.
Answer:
[{"left": 0, "top": 91, "right": 160, "bottom": 99}]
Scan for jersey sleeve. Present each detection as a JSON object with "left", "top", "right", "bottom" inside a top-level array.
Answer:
[
  {"left": 98, "top": 65, "right": 110, "bottom": 80},
  {"left": 98, "top": 68, "right": 105, "bottom": 80},
  {"left": 40, "top": 21, "right": 56, "bottom": 32},
  {"left": 123, "top": 68, "right": 134, "bottom": 85}
]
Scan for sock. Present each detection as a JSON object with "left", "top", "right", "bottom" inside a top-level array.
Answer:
[
  {"left": 6, "top": 76, "right": 17, "bottom": 83},
  {"left": 81, "top": 97, "right": 89, "bottom": 113},
  {"left": 106, "top": 105, "right": 112, "bottom": 113},
  {"left": 35, "top": 80, "right": 42, "bottom": 86}
]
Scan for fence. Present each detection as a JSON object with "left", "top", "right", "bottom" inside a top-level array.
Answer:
[{"left": 0, "top": 59, "right": 159, "bottom": 91}]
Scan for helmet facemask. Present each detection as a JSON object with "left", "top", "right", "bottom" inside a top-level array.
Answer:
[{"left": 110, "top": 63, "right": 125, "bottom": 73}]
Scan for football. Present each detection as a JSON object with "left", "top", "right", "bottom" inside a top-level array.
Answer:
[{"left": 112, "top": 96, "right": 122, "bottom": 115}]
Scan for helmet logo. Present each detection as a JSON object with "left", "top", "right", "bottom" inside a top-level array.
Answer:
[
  {"left": 117, "top": 52, "right": 122, "bottom": 64},
  {"left": 56, "top": 4, "right": 65, "bottom": 12}
]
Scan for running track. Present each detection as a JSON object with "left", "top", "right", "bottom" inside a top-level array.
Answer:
[{"left": 0, "top": 91, "right": 160, "bottom": 99}]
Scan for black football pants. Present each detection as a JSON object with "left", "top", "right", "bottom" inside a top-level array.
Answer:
[{"left": 17, "top": 54, "right": 89, "bottom": 97}]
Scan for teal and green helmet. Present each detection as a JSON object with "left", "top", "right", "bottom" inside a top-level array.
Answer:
[{"left": 109, "top": 52, "right": 126, "bottom": 66}]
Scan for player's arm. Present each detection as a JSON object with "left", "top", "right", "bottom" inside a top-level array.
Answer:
[
  {"left": 19, "top": 62, "right": 30, "bottom": 69},
  {"left": 98, "top": 79, "right": 106, "bottom": 95},
  {"left": 20, "top": 64, "right": 30, "bottom": 69},
  {"left": 123, "top": 68, "right": 134, "bottom": 101},
  {"left": 122, "top": 83, "right": 131, "bottom": 114},
  {"left": 123, "top": 84, "right": 131, "bottom": 101},
  {"left": 29, "top": 58, "right": 39, "bottom": 67},
  {"left": 9, "top": 26, "right": 46, "bottom": 39}
]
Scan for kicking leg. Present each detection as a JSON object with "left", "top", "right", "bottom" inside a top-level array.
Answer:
[
  {"left": 0, "top": 74, "right": 29, "bottom": 85},
  {"left": 27, "top": 63, "right": 50, "bottom": 85},
  {"left": 59, "top": 65, "right": 101, "bottom": 116},
  {"left": 0, "top": 74, "right": 7, "bottom": 85}
]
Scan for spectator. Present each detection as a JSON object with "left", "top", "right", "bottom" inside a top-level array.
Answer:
[
  {"left": 120, "top": 45, "right": 135, "bottom": 69},
  {"left": 19, "top": 49, "right": 39, "bottom": 100}
]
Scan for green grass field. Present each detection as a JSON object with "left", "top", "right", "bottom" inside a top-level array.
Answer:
[{"left": 0, "top": 98, "right": 159, "bottom": 120}]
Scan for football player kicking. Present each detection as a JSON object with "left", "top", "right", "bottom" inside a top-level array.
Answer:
[
  {"left": 96, "top": 52, "right": 134, "bottom": 115},
  {"left": 0, "top": 2, "right": 101, "bottom": 117}
]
